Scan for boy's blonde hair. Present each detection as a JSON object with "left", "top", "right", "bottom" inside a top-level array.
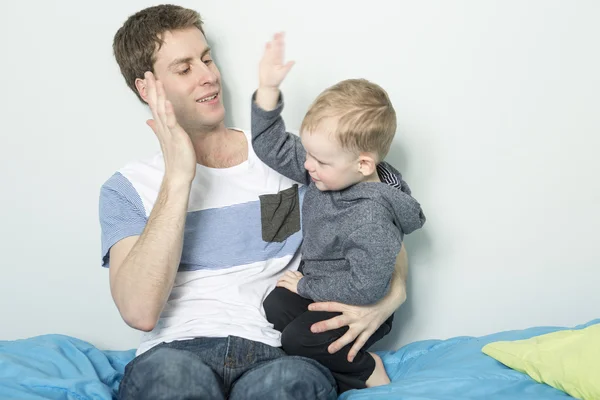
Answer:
[{"left": 300, "top": 79, "right": 397, "bottom": 161}]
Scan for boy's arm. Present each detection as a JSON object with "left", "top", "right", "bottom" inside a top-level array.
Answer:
[
  {"left": 250, "top": 32, "right": 310, "bottom": 185},
  {"left": 251, "top": 90, "right": 310, "bottom": 185},
  {"left": 297, "top": 224, "right": 401, "bottom": 305}
]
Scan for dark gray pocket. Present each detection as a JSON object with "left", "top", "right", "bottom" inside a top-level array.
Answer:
[{"left": 259, "top": 184, "right": 301, "bottom": 242}]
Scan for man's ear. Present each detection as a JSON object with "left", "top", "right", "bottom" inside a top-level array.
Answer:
[
  {"left": 135, "top": 77, "right": 148, "bottom": 103},
  {"left": 358, "top": 152, "right": 378, "bottom": 177}
]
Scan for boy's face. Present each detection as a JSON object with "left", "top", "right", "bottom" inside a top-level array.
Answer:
[
  {"left": 151, "top": 27, "right": 225, "bottom": 132},
  {"left": 301, "top": 118, "right": 364, "bottom": 191}
]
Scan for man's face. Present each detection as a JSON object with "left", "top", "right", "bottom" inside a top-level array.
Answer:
[{"left": 151, "top": 27, "right": 225, "bottom": 132}]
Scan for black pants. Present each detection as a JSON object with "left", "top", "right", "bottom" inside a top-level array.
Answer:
[{"left": 263, "top": 287, "right": 393, "bottom": 394}]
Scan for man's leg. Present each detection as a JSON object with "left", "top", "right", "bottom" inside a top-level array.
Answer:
[
  {"left": 229, "top": 355, "right": 337, "bottom": 400},
  {"left": 119, "top": 346, "right": 225, "bottom": 400},
  {"left": 280, "top": 311, "right": 393, "bottom": 394},
  {"left": 263, "top": 286, "right": 312, "bottom": 332}
]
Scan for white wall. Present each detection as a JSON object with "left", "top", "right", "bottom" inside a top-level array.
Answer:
[{"left": 1, "top": 0, "right": 598, "bottom": 351}]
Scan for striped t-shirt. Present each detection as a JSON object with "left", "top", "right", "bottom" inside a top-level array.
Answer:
[{"left": 99, "top": 130, "right": 304, "bottom": 356}]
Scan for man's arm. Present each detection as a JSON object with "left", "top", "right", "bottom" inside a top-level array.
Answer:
[
  {"left": 107, "top": 72, "right": 197, "bottom": 331},
  {"left": 308, "top": 245, "right": 408, "bottom": 362},
  {"left": 250, "top": 32, "right": 310, "bottom": 185},
  {"left": 108, "top": 178, "right": 190, "bottom": 331}
]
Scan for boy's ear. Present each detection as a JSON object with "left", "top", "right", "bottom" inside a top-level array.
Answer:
[{"left": 358, "top": 152, "right": 378, "bottom": 177}]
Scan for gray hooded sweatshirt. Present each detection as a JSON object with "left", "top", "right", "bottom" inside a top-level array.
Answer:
[{"left": 251, "top": 93, "right": 426, "bottom": 305}]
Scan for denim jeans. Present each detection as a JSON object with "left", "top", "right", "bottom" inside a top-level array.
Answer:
[{"left": 118, "top": 335, "right": 338, "bottom": 399}]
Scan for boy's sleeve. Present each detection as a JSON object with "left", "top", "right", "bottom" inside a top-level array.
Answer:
[
  {"left": 98, "top": 172, "right": 148, "bottom": 267},
  {"left": 251, "top": 91, "right": 310, "bottom": 185},
  {"left": 297, "top": 224, "right": 401, "bottom": 305}
]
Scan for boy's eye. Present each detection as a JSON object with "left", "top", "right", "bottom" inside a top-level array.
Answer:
[
  {"left": 178, "top": 67, "right": 191, "bottom": 75},
  {"left": 203, "top": 59, "right": 213, "bottom": 65}
]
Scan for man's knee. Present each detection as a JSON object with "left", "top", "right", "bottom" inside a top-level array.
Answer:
[
  {"left": 119, "top": 347, "right": 224, "bottom": 400},
  {"left": 234, "top": 356, "right": 337, "bottom": 400}
]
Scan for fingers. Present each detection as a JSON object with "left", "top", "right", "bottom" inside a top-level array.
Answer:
[
  {"left": 276, "top": 280, "right": 294, "bottom": 292},
  {"left": 144, "top": 71, "right": 163, "bottom": 135},
  {"left": 277, "top": 272, "right": 299, "bottom": 286},
  {"left": 278, "top": 271, "right": 300, "bottom": 281},
  {"left": 308, "top": 301, "right": 346, "bottom": 313},
  {"left": 156, "top": 79, "right": 167, "bottom": 128},
  {"left": 260, "top": 32, "right": 294, "bottom": 89},
  {"left": 283, "top": 60, "right": 295, "bottom": 74},
  {"left": 265, "top": 32, "right": 287, "bottom": 63},
  {"left": 328, "top": 328, "right": 358, "bottom": 354},
  {"left": 145, "top": 71, "right": 158, "bottom": 112},
  {"left": 146, "top": 119, "right": 157, "bottom": 134},
  {"left": 272, "top": 32, "right": 285, "bottom": 62},
  {"left": 277, "top": 274, "right": 292, "bottom": 286},
  {"left": 165, "top": 100, "right": 177, "bottom": 129},
  {"left": 310, "top": 313, "right": 349, "bottom": 333},
  {"left": 277, "top": 277, "right": 290, "bottom": 286},
  {"left": 276, "top": 271, "right": 302, "bottom": 294},
  {"left": 347, "top": 331, "right": 371, "bottom": 362},
  {"left": 144, "top": 71, "right": 177, "bottom": 139}
]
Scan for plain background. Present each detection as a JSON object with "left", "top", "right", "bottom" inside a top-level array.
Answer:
[{"left": 1, "top": 0, "right": 598, "bottom": 351}]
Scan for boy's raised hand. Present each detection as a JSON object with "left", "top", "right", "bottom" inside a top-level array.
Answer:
[
  {"left": 256, "top": 32, "right": 294, "bottom": 111},
  {"left": 260, "top": 32, "right": 295, "bottom": 89}
]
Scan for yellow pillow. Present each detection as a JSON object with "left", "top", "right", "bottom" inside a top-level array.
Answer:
[{"left": 482, "top": 323, "right": 600, "bottom": 400}]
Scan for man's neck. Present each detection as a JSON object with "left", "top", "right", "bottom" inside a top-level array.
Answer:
[{"left": 188, "top": 124, "right": 248, "bottom": 169}]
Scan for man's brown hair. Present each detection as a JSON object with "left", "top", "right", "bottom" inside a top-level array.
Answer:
[{"left": 113, "top": 4, "right": 204, "bottom": 103}]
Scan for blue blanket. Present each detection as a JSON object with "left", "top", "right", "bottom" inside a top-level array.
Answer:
[
  {"left": 1, "top": 319, "right": 597, "bottom": 399},
  {"left": 0, "top": 335, "right": 133, "bottom": 399},
  {"left": 343, "top": 318, "right": 599, "bottom": 400}
]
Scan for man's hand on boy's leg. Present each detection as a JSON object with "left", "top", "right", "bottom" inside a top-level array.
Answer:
[
  {"left": 276, "top": 270, "right": 303, "bottom": 295},
  {"left": 307, "top": 301, "right": 385, "bottom": 362},
  {"left": 256, "top": 32, "right": 295, "bottom": 111},
  {"left": 308, "top": 246, "right": 409, "bottom": 362}
]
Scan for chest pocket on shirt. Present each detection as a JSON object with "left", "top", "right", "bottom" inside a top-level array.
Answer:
[{"left": 259, "top": 184, "right": 301, "bottom": 242}]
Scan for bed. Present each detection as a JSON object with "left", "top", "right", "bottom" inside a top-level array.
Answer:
[{"left": 1, "top": 319, "right": 597, "bottom": 399}]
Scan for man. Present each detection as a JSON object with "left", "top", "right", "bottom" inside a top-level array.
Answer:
[{"left": 100, "top": 4, "right": 409, "bottom": 399}]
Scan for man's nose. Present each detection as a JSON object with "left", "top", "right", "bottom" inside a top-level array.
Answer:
[{"left": 195, "top": 64, "right": 217, "bottom": 86}]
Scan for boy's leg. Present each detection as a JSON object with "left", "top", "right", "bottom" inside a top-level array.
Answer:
[
  {"left": 280, "top": 311, "right": 393, "bottom": 394},
  {"left": 119, "top": 346, "right": 225, "bottom": 400},
  {"left": 263, "top": 286, "right": 312, "bottom": 332},
  {"left": 229, "top": 355, "right": 337, "bottom": 400}
]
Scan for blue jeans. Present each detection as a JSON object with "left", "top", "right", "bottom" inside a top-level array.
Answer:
[{"left": 118, "top": 335, "right": 338, "bottom": 399}]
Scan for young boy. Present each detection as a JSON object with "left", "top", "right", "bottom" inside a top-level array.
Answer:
[{"left": 251, "top": 33, "right": 426, "bottom": 394}]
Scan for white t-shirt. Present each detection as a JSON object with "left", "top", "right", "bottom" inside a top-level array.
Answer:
[{"left": 99, "top": 130, "right": 304, "bottom": 356}]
